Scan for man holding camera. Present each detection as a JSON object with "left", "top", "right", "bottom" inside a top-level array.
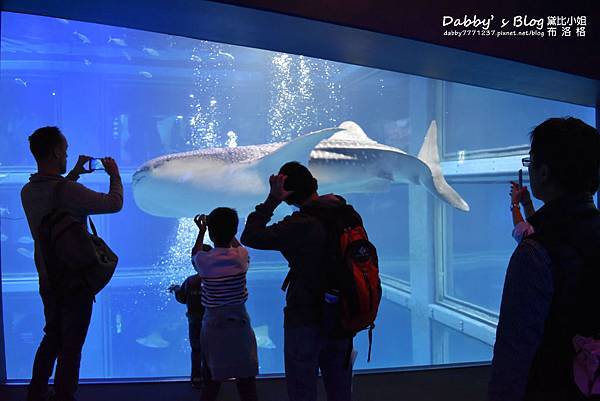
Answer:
[{"left": 241, "top": 161, "right": 353, "bottom": 401}]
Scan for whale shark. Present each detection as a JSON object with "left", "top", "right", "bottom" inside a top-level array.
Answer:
[{"left": 132, "top": 121, "right": 469, "bottom": 217}]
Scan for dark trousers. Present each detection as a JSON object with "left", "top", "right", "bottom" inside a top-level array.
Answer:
[
  {"left": 188, "top": 316, "right": 203, "bottom": 381},
  {"left": 284, "top": 325, "right": 353, "bottom": 401},
  {"left": 200, "top": 372, "right": 258, "bottom": 401},
  {"left": 28, "top": 285, "right": 94, "bottom": 401}
]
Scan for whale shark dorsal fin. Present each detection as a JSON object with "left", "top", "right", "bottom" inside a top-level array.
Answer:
[
  {"left": 256, "top": 127, "right": 344, "bottom": 174},
  {"left": 330, "top": 121, "right": 371, "bottom": 141}
]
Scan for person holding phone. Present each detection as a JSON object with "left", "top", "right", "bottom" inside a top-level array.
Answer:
[
  {"left": 490, "top": 117, "right": 600, "bottom": 401},
  {"left": 20, "top": 126, "right": 123, "bottom": 401},
  {"left": 87, "top": 158, "right": 105, "bottom": 171},
  {"left": 191, "top": 209, "right": 258, "bottom": 401},
  {"left": 510, "top": 169, "right": 536, "bottom": 243}
]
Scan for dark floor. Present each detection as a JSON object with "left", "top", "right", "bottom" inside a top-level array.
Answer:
[{"left": 0, "top": 364, "right": 491, "bottom": 401}]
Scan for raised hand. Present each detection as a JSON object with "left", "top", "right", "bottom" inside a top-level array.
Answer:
[
  {"left": 269, "top": 174, "right": 294, "bottom": 202},
  {"left": 510, "top": 181, "right": 529, "bottom": 205},
  {"left": 73, "top": 155, "right": 93, "bottom": 175},
  {"left": 101, "top": 157, "right": 120, "bottom": 177},
  {"left": 194, "top": 214, "right": 207, "bottom": 232}
]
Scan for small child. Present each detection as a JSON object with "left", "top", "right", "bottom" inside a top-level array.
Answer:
[
  {"left": 510, "top": 181, "right": 536, "bottom": 242},
  {"left": 191, "top": 208, "right": 258, "bottom": 401},
  {"left": 168, "top": 272, "right": 206, "bottom": 388}
]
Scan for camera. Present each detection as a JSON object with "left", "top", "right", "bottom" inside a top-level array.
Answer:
[{"left": 87, "top": 158, "right": 105, "bottom": 171}]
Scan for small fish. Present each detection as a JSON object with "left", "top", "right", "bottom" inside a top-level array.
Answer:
[
  {"left": 18, "top": 236, "right": 34, "bottom": 245},
  {"left": 218, "top": 50, "right": 235, "bottom": 61},
  {"left": 190, "top": 54, "right": 202, "bottom": 62},
  {"left": 1, "top": 234, "right": 7, "bottom": 242},
  {"left": 17, "top": 248, "right": 34, "bottom": 259},
  {"left": 253, "top": 325, "right": 276, "bottom": 349},
  {"left": 135, "top": 332, "right": 169, "bottom": 348},
  {"left": 0, "top": 207, "right": 10, "bottom": 216},
  {"left": 139, "top": 71, "right": 153, "bottom": 79},
  {"left": 14, "top": 78, "right": 27, "bottom": 87},
  {"left": 142, "top": 47, "right": 160, "bottom": 57},
  {"left": 121, "top": 49, "right": 132, "bottom": 61},
  {"left": 73, "top": 31, "right": 91, "bottom": 44},
  {"left": 83, "top": 59, "right": 92, "bottom": 66},
  {"left": 57, "top": 18, "right": 70, "bottom": 25},
  {"left": 108, "top": 36, "right": 127, "bottom": 47}
]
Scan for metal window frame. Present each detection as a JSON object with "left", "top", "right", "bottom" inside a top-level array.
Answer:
[{"left": 435, "top": 85, "right": 600, "bottom": 326}]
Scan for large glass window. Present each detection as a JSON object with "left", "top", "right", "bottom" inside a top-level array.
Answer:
[
  {"left": 439, "top": 84, "right": 594, "bottom": 320},
  {"left": 443, "top": 83, "right": 594, "bottom": 157},
  {"left": 0, "top": 11, "right": 595, "bottom": 380}
]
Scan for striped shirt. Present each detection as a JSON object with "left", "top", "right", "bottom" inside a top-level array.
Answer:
[{"left": 192, "top": 246, "right": 249, "bottom": 308}]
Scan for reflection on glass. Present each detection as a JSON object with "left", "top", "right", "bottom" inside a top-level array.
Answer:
[{"left": 444, "top": 181, "right": 543, "bottom": 313}]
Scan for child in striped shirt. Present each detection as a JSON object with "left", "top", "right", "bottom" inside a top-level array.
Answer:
[{"left": 191, "top": 208, "right": 258, "bottom": 401}]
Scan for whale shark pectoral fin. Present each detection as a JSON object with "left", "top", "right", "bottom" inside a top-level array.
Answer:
[
  {"left": 255, "top": 127, "right": 344, "bottom": 174},
  {"left": 431, "top": 175, "right": 470, "bottom": 211},
  {"left": 416, "top": 121, "right": 470, "bottom": 212},
  {"left": 417, "top": 165, "right": 470, "bottom": 212}
]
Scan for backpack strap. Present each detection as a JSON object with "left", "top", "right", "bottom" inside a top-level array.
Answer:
[{"left": 367, "top": 323, "right": 375, "bottom": 362}]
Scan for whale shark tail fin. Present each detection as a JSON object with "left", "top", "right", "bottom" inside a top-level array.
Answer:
[
  {"left": 417, "top": 121, "right": 470, "bottom": 212},
  {"left": 256, "top": 127, "right": 344, "bottom": 174}
]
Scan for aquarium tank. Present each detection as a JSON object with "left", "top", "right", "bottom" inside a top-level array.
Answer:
[{"left": 0, "top": 11, "right": 595, "bottom": 380}]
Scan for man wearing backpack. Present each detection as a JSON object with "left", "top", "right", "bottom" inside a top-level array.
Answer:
[
  {"left": 242, "top": 161, "right": 378, "bottom": 401},
  {"left": 489, "top": 117, "right": 600, "bottom": 401},
  {"left": 21, "top": 126, "right": 123, "bottom": 401}
]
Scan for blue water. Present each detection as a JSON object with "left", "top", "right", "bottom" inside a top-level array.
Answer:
[{"left": 0, "top": 11, "right": 595, "bottom": 379}]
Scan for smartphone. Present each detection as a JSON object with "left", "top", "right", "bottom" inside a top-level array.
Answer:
[
  {"left": 87, "top": 158, "right": 104, "bottom": 171},
  {"left": 518, "top": 169, "right": 523, "bottom": 188}
]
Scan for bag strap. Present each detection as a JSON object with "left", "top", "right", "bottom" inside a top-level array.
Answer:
[
  {"left": 88, "top": 217, "right": 98, "bottom": 236},
  {"left": 52, "top": 179, "right": 69, "bottom": 210},
  {"left": 281, "top": 270, "right": 292, "bottom": 292},
  {"left": 40, "top": 179, "right": 69, "bottom": 227}
]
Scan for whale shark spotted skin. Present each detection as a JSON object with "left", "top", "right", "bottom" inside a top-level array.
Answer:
[{"left": 132, "top": 121, "right": 469, "bottom": 217}]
